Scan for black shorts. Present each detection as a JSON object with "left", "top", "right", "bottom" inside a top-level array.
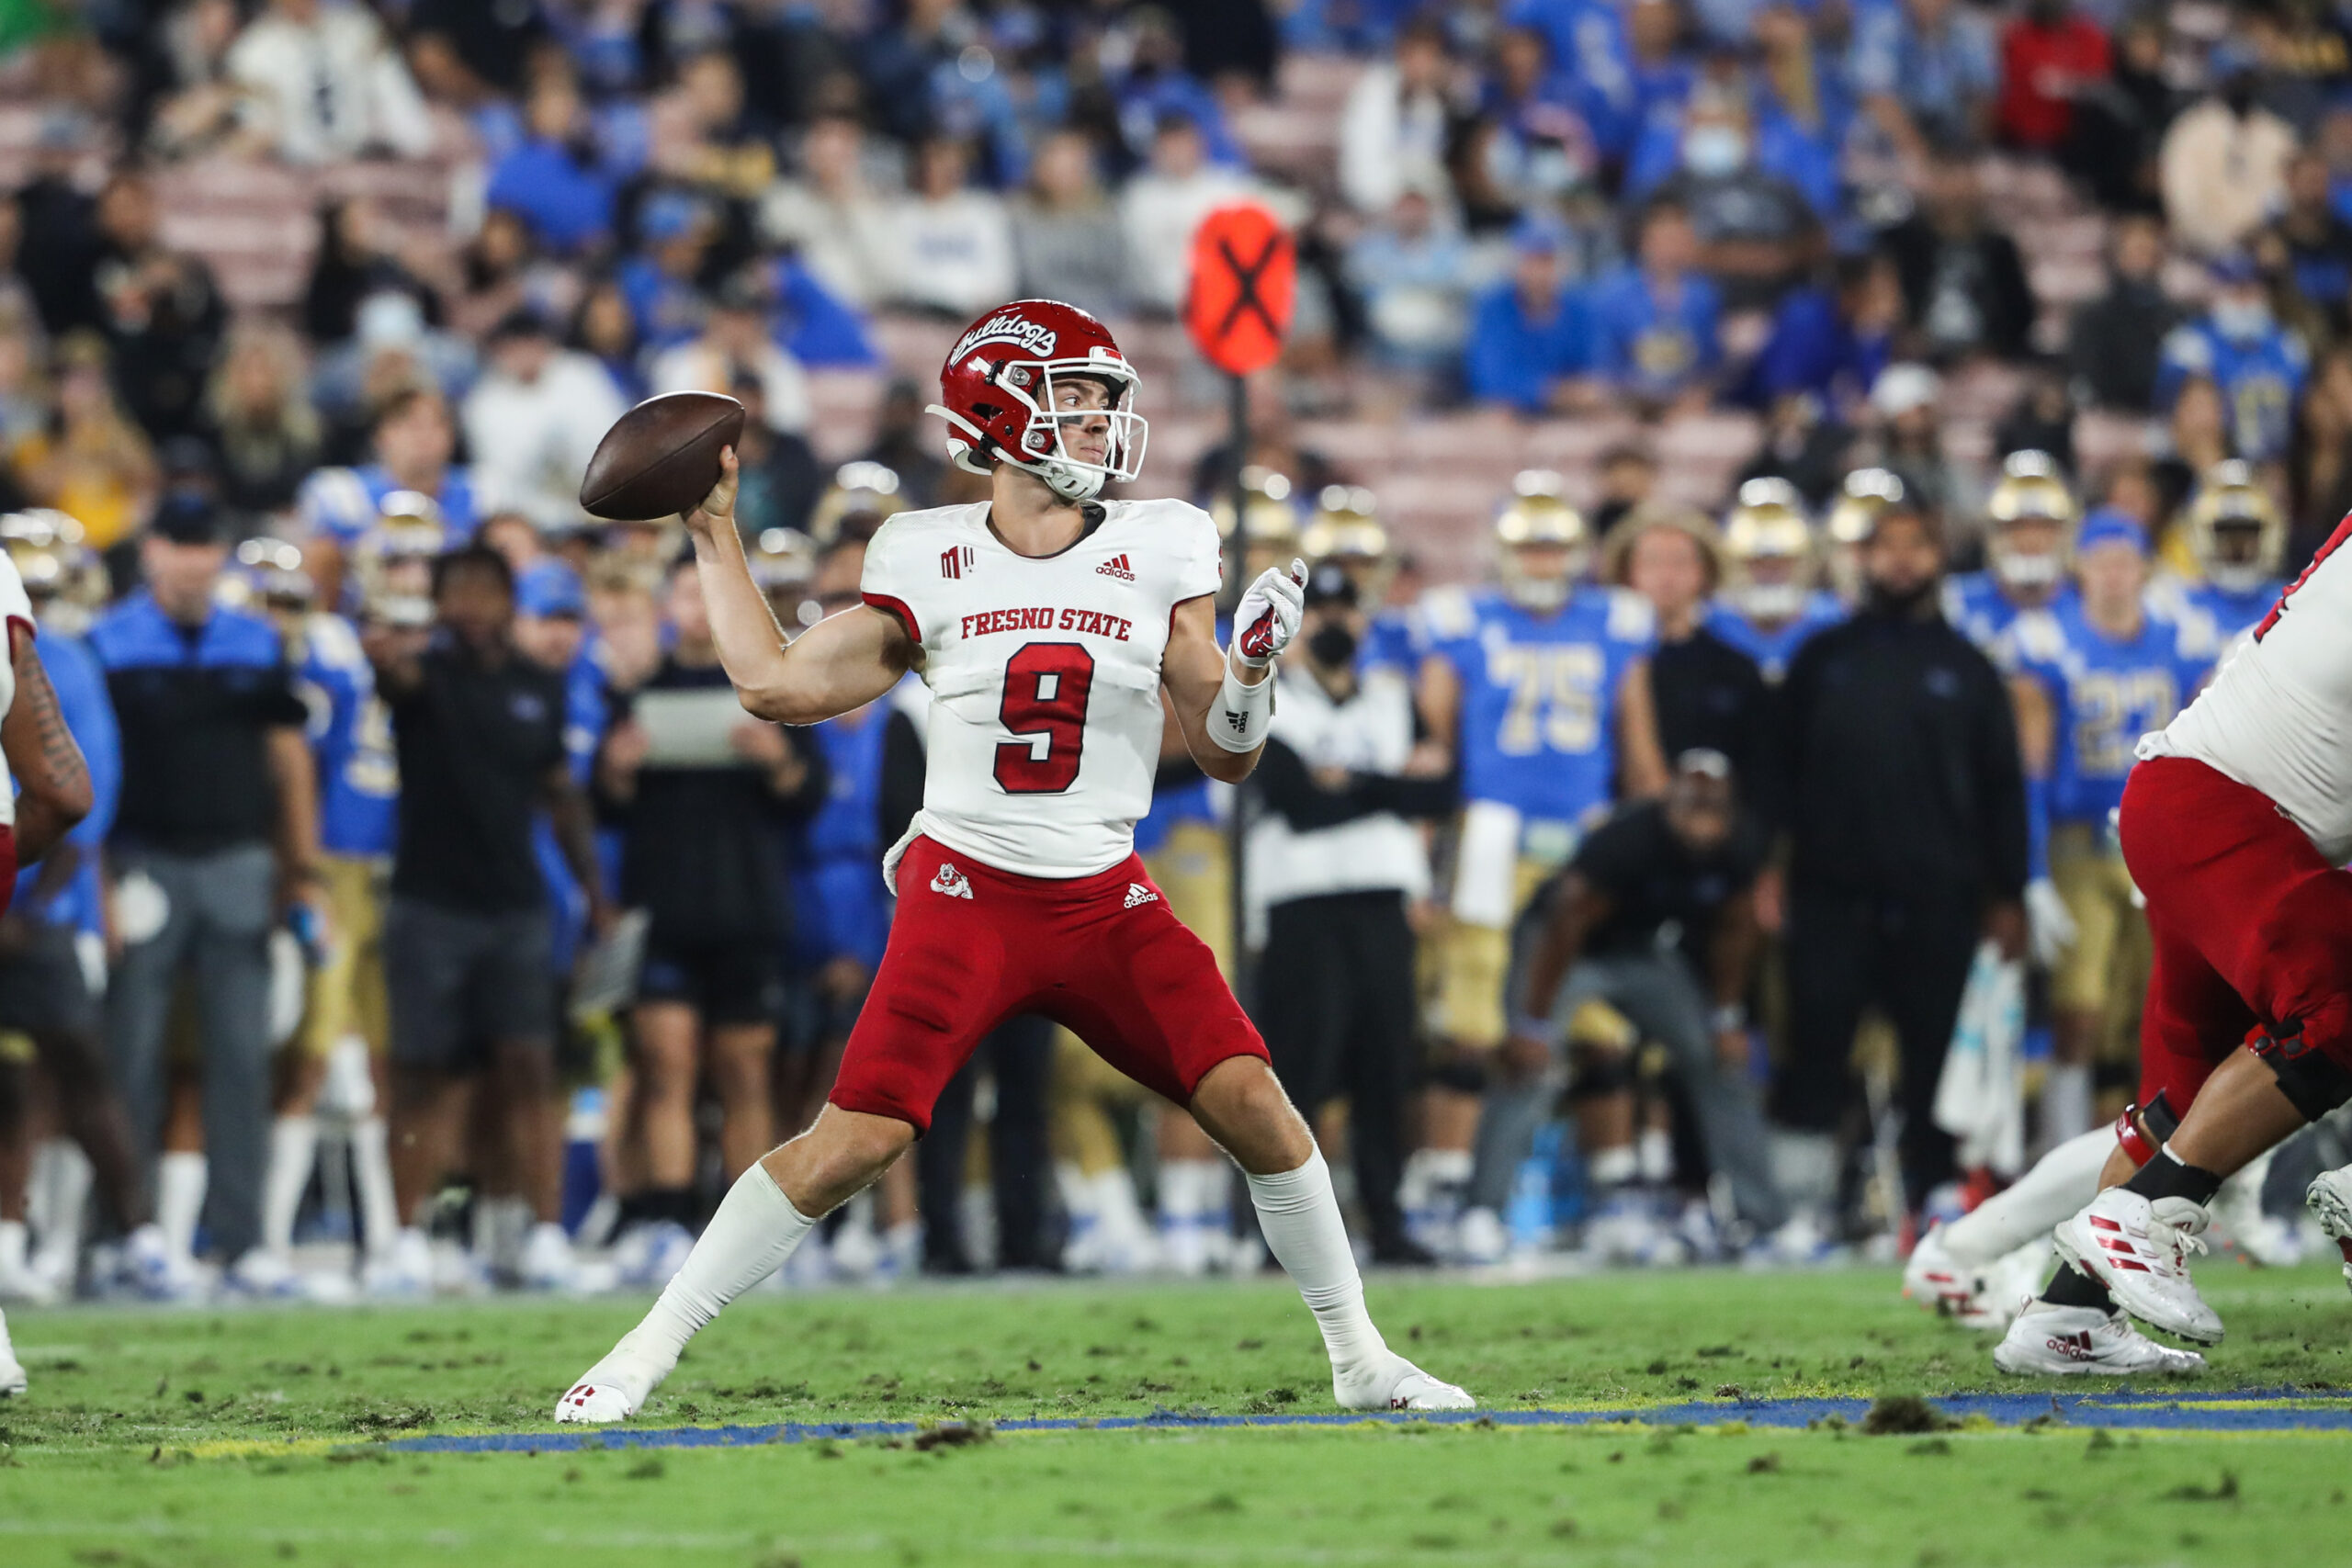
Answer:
[
  {"left": 0, "top": 921, "right": 97, "bottom": 1037},
  {"left": 636, "top": 930, "right": 784, "bottom": 1026},
  {"left": 385, "top": 898, "right": 555, "bottom": 1070}
]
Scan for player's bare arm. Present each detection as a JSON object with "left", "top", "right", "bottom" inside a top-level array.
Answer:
[
  {"left": 682, "top": 446, "right": 910, "bottom": 725},
  {"left": 1614, "top": 657, "right": 1669, "bottom": 796},
  {"left": 2, "top": 626, "right": 90, "bottom": 864}
]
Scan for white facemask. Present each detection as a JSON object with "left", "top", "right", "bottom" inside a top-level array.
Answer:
[
  {"left": 1683, "top": 125, "right": 1747, "bottom": 178},
  {"left": 2211, "top": 299, "right": 2272, "bottom": 340}
]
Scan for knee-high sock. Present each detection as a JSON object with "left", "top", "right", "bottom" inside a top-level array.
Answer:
[
  {"left": 262, "top": 1116, "right": 319, "bottom": 1257},
  {"left": 1247, "top": 1150, "right": 1384, "bottom": 1368},
  {"left": 629, "top": 1164, "right": 815, "bottom": 1365},
  {"left": 1940, "top": 1127, "right": 2110, "bottom": 1265},
  {"left": 29, "top": 1140, "right": 90, "bottom": 1271},
  {"left": 349, "top": 1116, "right": 400, "bottom": 1263},
  {"left": 157, "top": 1152, "right": 208, "bottom": 1265}
]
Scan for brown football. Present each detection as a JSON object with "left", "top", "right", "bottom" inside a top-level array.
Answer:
[{"left": 578, "top": 391, "right": 747, "bottom": 522}]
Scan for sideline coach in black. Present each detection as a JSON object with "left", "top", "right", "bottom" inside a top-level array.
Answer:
[
  {"left": 365, "top": 543, "right": 611, "bottom": 1282},
  {"left": 1770, "top": 500, "right": 2028, "bottom": 1222},
  {"left": 91, "top": 491, "right": 323, "bottom": 1273}
]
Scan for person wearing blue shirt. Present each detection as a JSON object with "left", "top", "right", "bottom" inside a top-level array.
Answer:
[
  {"left": 1847, "top": 0, "right": 1998, "bottom": 154},
  {"left": 1464, "top": 220, "right": 1591, "bottom": 413},
  {"left": 1417, "top": 477, "right": 1670, "bottom": 1060},
  {"left": 483, "top": 74, "right": 626, "bottom": 254},
  {"left": 1587, "top": 200, "right": 1722, "bottom": 406},
  {"left": 293, "top": 388, "right": 480, "bottom": 610},
  {"left": 1705, "top": 479, "right": 1844, "bottom": 682},
  {"left": 1749, "top": 253, "right": 1898, "bottom": 411},
  {"left": 616, "top": 192, "right": 717, "bottom": 351},
  {"left": 2153, "top": 254, "right": 2310, "bottom": 465},
  {"left": 232, "top": 555, "right": 404, "bottom": 1286},
  {"left": 1940, "top": 451, "right": 2080, "bottom": 653},
  {"left": 2149, "top": 460, "right": 2290, "bottom": 650},
  {"left": 1626, "top": 80, "right": 1840, "bottom": 221},
  {"left": 2004, "top": 512, "right": 2212, "bottom": 1141},
  {"left": 1506, "top": 0, "right": 1638, "bottom": 158},
  {"left": 512, "top": 562, "right": 611, "bottom": 987}
]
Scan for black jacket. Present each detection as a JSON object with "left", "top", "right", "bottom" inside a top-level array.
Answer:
[
  {"left": 2066, "top": 274, "right": 2177, "bottom": 412},
  {"left": 1880, "top": 218, "right": 2037, "bottom": 362},
  {"left": 1776, "top": 605, "right": 2028, "bottom": 900}
]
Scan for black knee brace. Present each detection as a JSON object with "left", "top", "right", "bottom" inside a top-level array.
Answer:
[
  {"left": 1425, "top": 1054, "right": 1487, "bottom": 1096},
  {"left": 2252, "top": 1021, "right": 2352, "bottom": 1122},
  {"left": 1566, "top": 1048, "right": 1635, "bottom": 1102}
]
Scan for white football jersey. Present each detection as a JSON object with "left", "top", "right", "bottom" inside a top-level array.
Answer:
[
  {"left": 2139, "top": 524, "right": 2352, "bottom": 862},
  {"left": 861, "top": 498, "right": 1223, "bottom": 878},
  {"left": 0, "top": 554, "right": 31, "bottom": 829}
]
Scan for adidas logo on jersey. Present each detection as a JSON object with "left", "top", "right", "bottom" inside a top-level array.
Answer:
[
  {"left": 1096, "top": 554, "right": 1136, "bottom": 581},
  {"left": 1124, "top": 883, "right": 1158, "bottom": 908},
  {"left": 931, "top": 862, "right": 974, "bottom": 899}
]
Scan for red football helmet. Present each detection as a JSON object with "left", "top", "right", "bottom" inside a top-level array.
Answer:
[{"left": 930, "top": 299, "right": 1148, "bottom": 502}]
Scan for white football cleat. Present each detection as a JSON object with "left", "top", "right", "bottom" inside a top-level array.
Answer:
[
  {"left": 1992, "top": 1301, "right": 2208, "bottom": 1376},
  {"left": 553, "top": 1332, "right": 675, "bottom": 1425},
  {"left": 2303, "top": 1166, "right": 2352, "bottom": 1293},
  {"left": 1453, "top": 1206, "right": 1510, "bottom": 1266},
  {"left": 1903, "top": 1225, "right": 2041, "bottom": 1331},
  {"left": 1333, "top": 1349, "right": 1476, "bottom": 1412},
  {"left": 2054, "top": 1189, "right": 2222, "bottom": 1345},
  {"left": 0, "top": 1308, "right": 24, "bottom": 1397}
]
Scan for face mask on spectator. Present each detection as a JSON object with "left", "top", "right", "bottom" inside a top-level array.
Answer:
[
  {"left": 1683, "top": 125, "right": 1747, "bottom": 178},
  {"left": 2212, "top": 298, "right": 2272, "bottom": 340},
  {"left": 1307, "top": 623, "right": 1359, "bottom": 668}
]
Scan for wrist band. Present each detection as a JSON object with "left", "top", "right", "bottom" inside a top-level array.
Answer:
[{"left": 1208, "top": 658, "right": 1275, "bottom": 753}]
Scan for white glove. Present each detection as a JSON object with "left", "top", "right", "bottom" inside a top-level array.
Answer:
[
  {"left": 2024, "top": 876, "right": 2077, "bottom": 968},
  {"left": 1231, "top": 558, "right": 1306, "bottom": 670}
]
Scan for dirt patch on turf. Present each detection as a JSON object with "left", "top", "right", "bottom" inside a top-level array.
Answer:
[{"left": 1860, "top": 1396, "right": 1956, "bottom": 1435}]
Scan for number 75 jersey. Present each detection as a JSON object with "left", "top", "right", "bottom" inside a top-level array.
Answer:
[
  {"left": 860, "top": 499, "right": 1225, "bottom": 879},
  {"left": 1415, "top": 584, "right": 1657, "bottom": 827}
]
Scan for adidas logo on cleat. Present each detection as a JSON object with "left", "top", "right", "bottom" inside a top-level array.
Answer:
[
  {"left": 932, "top": 863, "right": 975, "bottom": 900},
  {"left": 1097, "top": 554, "right": 1136, "bottom": 581},
  {"left": 2044, "top": 1331, "right": 2096, "bottom": 1361},
  {"left": 1124, "top": 883, "right": 1158, "bottom": 908}
]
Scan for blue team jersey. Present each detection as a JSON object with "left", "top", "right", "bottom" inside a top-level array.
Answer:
[
  {"left": 2148, "top": 574, "right": 2285, "bottom": 652},
  {"left": 295, "top": 463, "right": 481, "bottom": 547},
  {"left": 12, "top": 630, "right": 119, "bottom": 934},
  {"left": 789, "top": 703, "right": 894, "bottom": 971},
  {"left": 2006, "top": 602, "right": 2212, "bottom": 827},
  {"left": 1416, "top": 584, "right": 1656, "bottom": 827},
  {"left": 1942, "top": 570, "right": 2079, "bottom": 654},
  {"left": 298, "top": 613, "right": 398, "bottom": 859},
  {"left": 1362, "top": 607, "right": 1419, "bottom": 677},
  {"left": 2154, "top": 319, "right": 2310, "bottom": 463},
  {"left": 1584, "top": 265, "right": 1721, "bottom": 400},
  {"left": 1702, "top": 592, "right": 1843, "bottom": 682}
]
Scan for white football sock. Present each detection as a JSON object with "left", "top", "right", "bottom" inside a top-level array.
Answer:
[
  {"left": 1158, "top": 1158, "right": 1229, "bottom": 1224},
  {"left": 2038, "top": 1064, "right": 2094, "bottom": 1147},
  {"left": 630, "top": 1163, "right": 815, "bottom": 1367},
  {"left": 0, "top": 1219, "right": 27, "bottom": 1277},
  {"left": 1588, "top": 1145, "right": 1638, "bottom": 1189},
  {"left": 1636, "top": 1128, "right": 1674, "bottom": 1184},
  {"left": 29, "top": 1140, "right": 89, "bottom": 1276},
  {"left": 1400, "top": 1147, "right": 1471, "bottom": 1211},
  {"left": 1247, "top": 1150, "right": 1385, "bottom": 1369},
  {"left": 1941, "top": 1127, "right": 2110, "bottom": 1265},
  {"left": 157, "top": 1152, "right": 209, "bottom": 1265},
  {"left": 349, "top": 1116, "right": 400, "bottom": 1263},
  {"left": 261, "top": 1115, "right": 319, "bottom": 1258}
]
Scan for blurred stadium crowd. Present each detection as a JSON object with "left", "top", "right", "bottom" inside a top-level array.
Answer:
[{"left": 0, "top": 0, "right": 2345, "bottom": 1302}]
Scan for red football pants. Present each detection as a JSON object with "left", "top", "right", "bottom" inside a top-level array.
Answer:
[
  {"left": 2120, "top": 755, "right": 2352, "bottom": 1109},
  {"left": 828, "top": 836, "right": 1269, "bottom": 1133}
]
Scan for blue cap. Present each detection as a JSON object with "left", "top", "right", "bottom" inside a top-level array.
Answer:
[
  {"left": 516, "top": 559, "right": 587, "bottom": 618},
  {"left": 2075, "top": 508, "right": 2147, "bottom": 557},
  {"left": 1511, "top": 212, "right": 1570, "bottom": 256},
  {"left": 639, "top": 190, "right": 706, "bottom": 244}
]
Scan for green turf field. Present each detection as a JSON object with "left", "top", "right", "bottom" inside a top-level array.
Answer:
[{"left": 5, "top": 1261, "right": 2349, "bottom": 1566}]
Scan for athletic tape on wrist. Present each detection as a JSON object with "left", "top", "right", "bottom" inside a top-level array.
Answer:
[{"left": 1208, "top": 660, "right": 1275, "bottom": 753}]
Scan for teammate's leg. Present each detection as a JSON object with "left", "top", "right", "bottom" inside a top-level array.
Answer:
[{"left": 0, "top": 1305, "right": 23, "bottom": 1397}]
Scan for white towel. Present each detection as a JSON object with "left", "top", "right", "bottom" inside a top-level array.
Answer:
[{"left": 1449, "top": 799, "right": 1522, "bottom": 929}]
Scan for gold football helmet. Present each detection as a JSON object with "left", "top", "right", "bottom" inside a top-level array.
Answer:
[
  {"left": 1984, "top": 450, "right": 2078, "bottom": 594},
  {"left": 1495, "top": 469, "right": 1589, "bottom": 611},
  {"left": 2184, "top": 459, "right": 2287, "bottom": 593},
  {"left": 1721, "top": 478, "right": 1816, "bottom": 623}
]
